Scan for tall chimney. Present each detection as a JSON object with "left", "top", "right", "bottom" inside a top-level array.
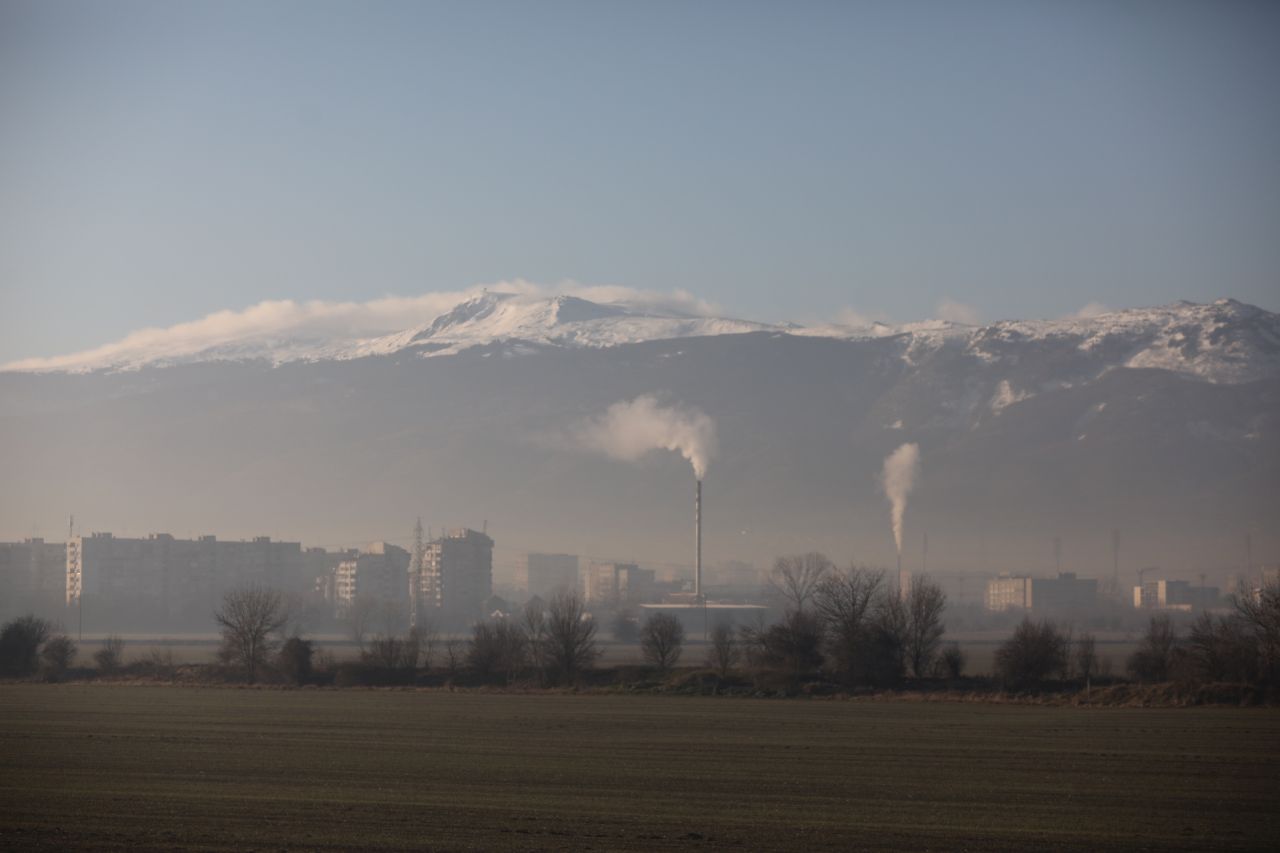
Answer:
[{"left": 695, "top": 478, "right": 702, "bottom": 600}]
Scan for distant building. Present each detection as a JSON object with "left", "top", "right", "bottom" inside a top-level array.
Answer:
[
  {"left": 334, "top": 542, "right": 411, "bottom": 611},
  {"left": 985, "top": 572, "right": 1097, "bottom": 612},
  {"left": 985, "top": 575, "right": 1033, "bottom": 612},
  {"left": 0, "top": 538, "right": 66, "bottom": 618},
  {"left": 307, "top": 546, "right": 358, "bottom": 606},
  {"left": 1134, "top": 579, "right": 1220, "bottom": 610},
  {"left": 413, "top": 528, "right": 494, "bottom": 625},
  {"left": 526, "top": 553, "right": 579, "bottom": 599},
  {"left": 584, "top": 562, "right": 655, "bottom": 606},
  {"left": 703, "top": 560, "right": 762, "bottom": 591}
]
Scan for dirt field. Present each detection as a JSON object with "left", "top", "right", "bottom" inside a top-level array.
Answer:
[{"left": 1, "top": 685, "right": 1276, "bottom": 851}]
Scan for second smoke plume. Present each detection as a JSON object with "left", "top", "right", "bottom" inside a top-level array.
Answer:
[{"left": 881, "top": 442, "right": 921, "bottom": 554}]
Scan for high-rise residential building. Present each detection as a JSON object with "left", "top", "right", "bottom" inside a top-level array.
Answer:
[
  {"left": 0, "top": 538, "right": 66, "bottom": 618},
  {"left": 413, "top": 528, "right": 493, "bottom": 626},
  {"left": 334, "top": 542, "right": 411, "bottom": 611},
  {"left": 66, "top": 532, "right": 307, "bottom": 621}
]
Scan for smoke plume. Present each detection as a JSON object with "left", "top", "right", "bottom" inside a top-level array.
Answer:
[
  {"left": 573, "top": 394, "right": 716, "bottom": 479},
  {"left": 880, "top": 443, "right": 920, "bottom": 554}
]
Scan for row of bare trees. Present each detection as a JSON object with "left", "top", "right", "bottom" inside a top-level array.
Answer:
[
  {"left": 467, "top": 593, "right": 599, "bottom": 685},
  {"left": 992, "top": 580, "right": 1280, "bottom": 690},
  {"left": 210, "top": 585, "right": 604, "bottom": 686},
  {"left": 752, "top": 553, "right": 950, "bottom": 688}
]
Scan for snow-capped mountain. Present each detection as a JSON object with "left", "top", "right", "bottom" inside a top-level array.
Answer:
[
  {"left": 4, "top": 293, "right": 1278, "bottom": 388},
  {"left": 351, "top": 292, "right": 779, "bottom": 360},
  {"left": 2, "top": 295, "right": 1276, "bottom": 579}
]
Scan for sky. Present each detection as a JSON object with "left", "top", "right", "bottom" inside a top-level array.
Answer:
[{"left": 2, "top": 0, "right": 1278, "bottom": 364}]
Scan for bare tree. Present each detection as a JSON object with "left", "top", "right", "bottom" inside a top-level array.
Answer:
[
  {"left": 640, "top": 612, "right": 685, "bottom": 672},
  {"left": 903, "top": 575, "right": 947, "bottom": 678},
  {"left": 343, "top": 597, "right": 377, "bottom": 652},
  {"left": 214, "top": 586, "right": 289, "bottom": 684},
  {"left": 523, "top": 601, "right": 549, "bottom": 683},
  {"left": 706, "top": 622, "right": 739, "bottom": 678},
  {"left": 813, "top": 566, "right": 882, "bottom": 684},
  {"left": 467, "top": 619, "right": 527, "bottom": 683},
  {"left": 1233, "top": 579, "right": 1280, "bottom": 683},
  {"left": 1075, "top": 632, "right": 1099, "bottom": 684},
  {"left": 443, "top": 637, "right": 464, "bottom": 677},
  {"left": 769, "top": 553, "right": 834, "bottom": 612},
  {"left": 1186, "top": 611, "right": 1258, "bottom": 684},
  {"left": 94, "top": 635, "right": 126, "bottom": 674},
  {"left": 411, "top": 619, "right": 438, "bottom": 671},
  {"left": 363, "top": 634, "right": 420, "bottom": 672},
  {"left": 542, "top": 592, "right": 598, "bottom": 684},
  {"left": 1127, "top": 614, "right": 1177, "bottom": 682}
]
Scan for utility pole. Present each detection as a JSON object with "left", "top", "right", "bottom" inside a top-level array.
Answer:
[
  {"left": 1245, "top": 532, "right": 1254, "bottom": 584},
  {"left": 1111, "top": 528, "right": 1120, "bottom": 591},
  {"left": 1053, "top": 536, "right": 1062, "bottom": 574}
]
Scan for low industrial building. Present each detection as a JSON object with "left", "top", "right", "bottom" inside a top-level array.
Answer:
[
  {"left": 637, "top": 602, "right": 769, "bottom": 636},
  {"left": 1134, "top": 579, "right": 1220, "bottom": 610}
]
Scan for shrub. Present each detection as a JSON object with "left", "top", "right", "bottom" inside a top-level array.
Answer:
[
  {"left": 995, "top": 618, "right": 1068, "bottom": 688},
  {"left": 747, "top": 609, "right": 824, "bottom": 688},
  {"left": 936, "top": 643, "right": 965, "bottom": 680},
  {"left": 278, "top": 636, "right": 314, "bottom": 685},
  {"left": 94, "top": 635, "right": 126, "bottom": 674},
  {"left": 0, "top": 614, "right": 53, "bottom": 677},
  {"left": 40, "top": 635, "right": 77, "bottom": 681}
]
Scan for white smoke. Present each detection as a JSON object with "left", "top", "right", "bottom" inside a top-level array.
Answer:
[
  {"left": 880, "top": 443, "right": 920, "bottom": 554},
  {"left": 572, "top": 394, "right": 717, "bottom": 479}
]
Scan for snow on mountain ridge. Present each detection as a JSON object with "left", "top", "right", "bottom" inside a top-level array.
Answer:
[{"left": 2, "top": 294, "right": 1276, "bottom": 383}]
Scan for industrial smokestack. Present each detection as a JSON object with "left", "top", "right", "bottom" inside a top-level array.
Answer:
[{"left": 695, "top": 478, "right": 702, "bottom": 600}]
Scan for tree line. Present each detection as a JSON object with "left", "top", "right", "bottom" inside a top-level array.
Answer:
[{"left": 4, "top": 560, "right": 1276, "bottom": 697}]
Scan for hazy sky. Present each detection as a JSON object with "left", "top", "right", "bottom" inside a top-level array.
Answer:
[{"left": 2, "top": 1, "right": 1278, "bottom": 363}]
